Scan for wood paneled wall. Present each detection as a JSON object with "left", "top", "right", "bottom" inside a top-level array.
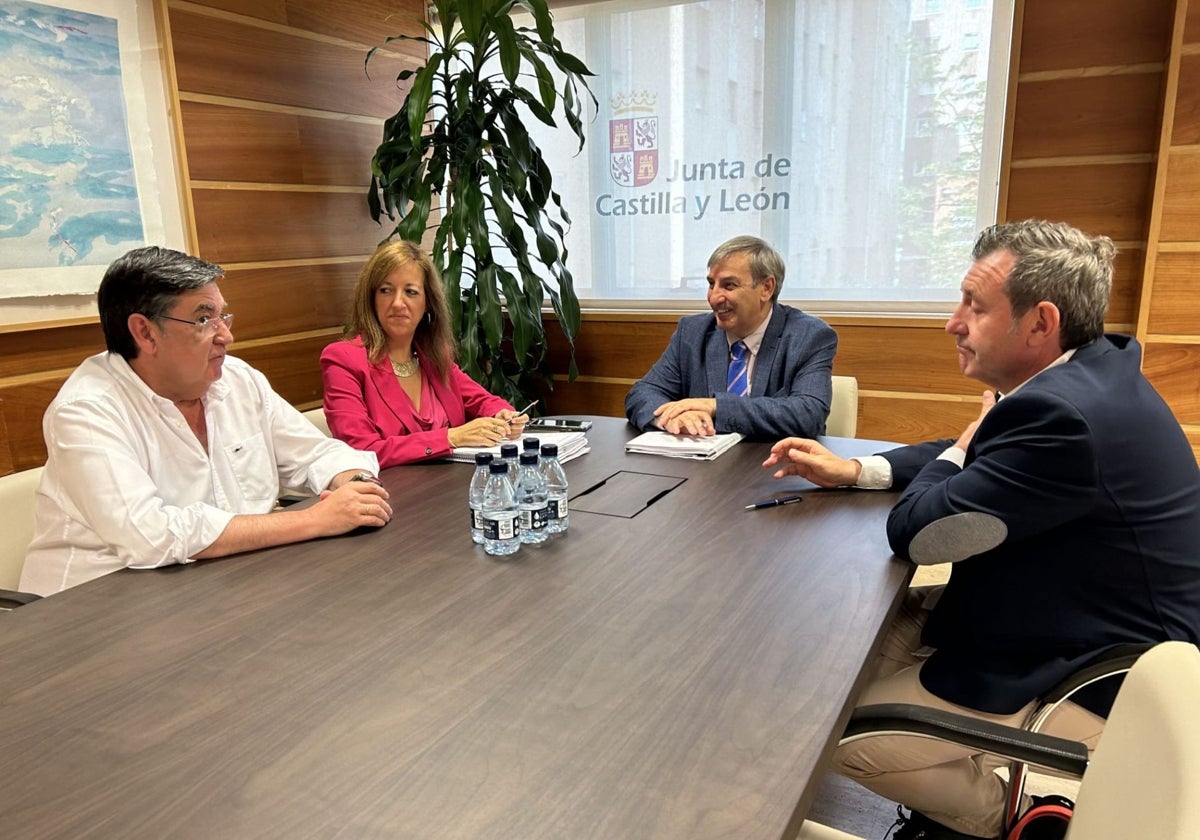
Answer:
[
  {"left": 171, "top": 0, "right": 423, "bottom": 405},
  {"left": 1, "top": 0, "right": 1197, "bottom": 471},
  {"left": 0, "top": 0, "right": 423, "bottom": 472},
  {"left": 1138, "top": 0, "right": 1200, "bottom": 458}
]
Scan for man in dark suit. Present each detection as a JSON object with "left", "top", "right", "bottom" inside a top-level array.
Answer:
[
  {"left": 764, "top": 220, "right": 1200, "bottom": 839},
  {"left": 624, "top": 235, "right": 837, "bottom": 440}
]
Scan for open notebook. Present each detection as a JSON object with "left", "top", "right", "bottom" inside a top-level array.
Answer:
[
  {"left": 448, "top": 431, "right": 590, "bottom": 464},
  {"left": 624, "top": 430, "right": 743, "bottom": 460}
]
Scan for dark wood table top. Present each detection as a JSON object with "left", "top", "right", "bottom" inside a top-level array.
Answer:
[{"left": 0, "top": 417, "right": 909, "bottom": 840}]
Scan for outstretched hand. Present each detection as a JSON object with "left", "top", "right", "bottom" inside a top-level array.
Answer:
[{"left": 762, "top": 437, "right": 862, "bottom": 487}]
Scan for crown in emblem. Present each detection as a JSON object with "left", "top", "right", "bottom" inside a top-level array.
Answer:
[{"left": 610, "top": 90, "right": 657, "bottom": 115}]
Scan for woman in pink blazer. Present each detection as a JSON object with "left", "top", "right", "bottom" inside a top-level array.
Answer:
[{"left": 320, "top": 241, "right": 527, "bottom": 467}]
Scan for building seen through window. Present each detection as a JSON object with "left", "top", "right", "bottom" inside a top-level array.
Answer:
[{"left": 501, "top": 0, "right": 1012, "bottom": 308}]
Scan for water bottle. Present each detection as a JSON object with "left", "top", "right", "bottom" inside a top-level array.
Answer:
[
  {"left": 481, "top": 462, "right": 520, "bottom": 556},
  {"left": 515, "top": 451, "right": 549, "bottom": 545},
  {"left": 522, "top": 436, "right": 540, "bottom": 456},
  {"left": 500, "top": 442, "right": 520, "bottom": 484},
  {"left": 539, "top": 443, "right": 569, "bottom": 535},
  {"left": 468, "top": 452, "right": 493, "bottom": 545}
]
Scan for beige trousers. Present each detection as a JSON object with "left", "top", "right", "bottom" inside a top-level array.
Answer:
[{"left": 831, "top": 587, "right": 1105, "bottom": 839}]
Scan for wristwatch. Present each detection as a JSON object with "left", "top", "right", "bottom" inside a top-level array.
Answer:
[{"left": 349, "top": 471, "right": 383, "bottom": 486}]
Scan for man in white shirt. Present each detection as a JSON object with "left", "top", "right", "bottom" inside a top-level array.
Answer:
[
  {"left": 21, "top": 246, "right": 392, "bottom": 596},
  {"left": 762, "top": 220, "right": 1200, "bottom": 839}
]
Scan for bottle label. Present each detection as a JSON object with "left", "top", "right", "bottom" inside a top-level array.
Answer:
[
  {"left": 483, "top": 513, "right": 518, "bottom": 541},
  {"left": 471, "top": 508, "right": 483, "bottom": 530},
  {"left": 520, "top": 505, "right": 549, "bottom": 530},
  {"left": 549, "top": 498, "right": 568, "bottom": 519}
]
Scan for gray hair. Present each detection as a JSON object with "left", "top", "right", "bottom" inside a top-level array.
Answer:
[
  {"left": 972, "top": 220, "right": 1115, "bottom": 350},
  {"left": 98, "top": 246, "right": 224, "bottom": 360},
  {"left": 708, "top": 235, "right": 786, "bottom": 302}
]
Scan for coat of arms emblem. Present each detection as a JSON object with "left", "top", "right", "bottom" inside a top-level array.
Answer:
[{"left": 609, "top": 91, "right": 658, "bottom": 187}]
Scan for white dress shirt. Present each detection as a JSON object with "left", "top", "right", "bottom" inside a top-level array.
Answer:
[{"left": 21, "top": 352, "right": 378, "bottom": 595}]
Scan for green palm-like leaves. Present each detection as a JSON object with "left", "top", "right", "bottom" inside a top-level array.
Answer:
[{"left": 367, "top": 0, "right": 595, "bottom": 406}]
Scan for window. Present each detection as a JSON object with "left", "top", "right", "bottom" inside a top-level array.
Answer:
[{"left": 516, "top": 0, "right": 1013, "bottom": 308}]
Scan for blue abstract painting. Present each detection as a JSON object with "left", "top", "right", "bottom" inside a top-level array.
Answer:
[{"left": 0, "top": 0, "right": 145, "bottom": 270}]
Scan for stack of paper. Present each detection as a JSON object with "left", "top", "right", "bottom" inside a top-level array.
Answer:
[
  {"left": 449, "top": 431, "right": 590, "bottom": 464},
  {"left": 624, "top": 431, "right": 743, "bottom": 460}
]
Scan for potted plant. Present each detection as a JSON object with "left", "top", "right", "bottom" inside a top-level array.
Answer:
[{"left": 367, "top": 0, "right": 596, "bottom": 407}]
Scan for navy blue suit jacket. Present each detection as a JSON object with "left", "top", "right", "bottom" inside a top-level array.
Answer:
[
  {"left": 882, "top": 335, "right": 1200, "bottom": 714},
  {"left": 624, "top": 304, "right": 838, "bottom": 440}
]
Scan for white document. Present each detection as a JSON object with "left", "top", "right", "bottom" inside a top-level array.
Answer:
[
  {"left": 624, "top": 431, "right": 743, "bottom": 460},
  {"left": 449, "top": 431, "right": 590, "bottom": 464}
]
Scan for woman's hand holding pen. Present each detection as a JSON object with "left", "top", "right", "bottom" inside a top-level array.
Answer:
[
  {"left": 495, "top": 400, "right": 536, "bottom": 440},
  {"left": 447, "top": 401, "right": 535, "bottom": 447}
]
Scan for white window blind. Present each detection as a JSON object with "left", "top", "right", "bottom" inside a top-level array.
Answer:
[{"left": 520, "top": 0, "right": 1013, "bottom": 311}]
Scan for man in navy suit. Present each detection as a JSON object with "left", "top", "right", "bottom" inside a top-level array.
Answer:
[
  {"left": 765, "top": 220, "right": 1200, "bottom": 839},
  {"left": 624, "top": 235, "right": 837, "bottom": 440}
]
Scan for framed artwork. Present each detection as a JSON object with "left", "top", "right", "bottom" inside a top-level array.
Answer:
[{"left": 0, "top": 0, "right": 185, "bottom": 314}]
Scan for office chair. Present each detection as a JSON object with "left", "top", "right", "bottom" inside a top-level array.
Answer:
[
  {"left": 0, "top": 465, "right": 45, "bottom": 610},
  {"left": 1000, "top": 643, "right": 1151, "bottom": 831},
  {"left": 827, "top": 376, "right": 859, "bottom": 438},
  {"left": 302, "top": 406, "right": 331, "bottom": 436},
  {"left": 799, "top": 641, "right": 1198, "bottom": 840}
]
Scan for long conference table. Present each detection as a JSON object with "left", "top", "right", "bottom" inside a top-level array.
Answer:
[{"left": 0, "top": 417, "right": 910, "bottom": 839}]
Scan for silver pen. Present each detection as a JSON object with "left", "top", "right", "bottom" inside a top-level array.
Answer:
[{"left": 510, "top": 400, "right": 539, "bottom": 419}]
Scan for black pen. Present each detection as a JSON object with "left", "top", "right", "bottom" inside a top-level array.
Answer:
[{"left": 744, "top": 495, "right": 804, "bottom": 511}]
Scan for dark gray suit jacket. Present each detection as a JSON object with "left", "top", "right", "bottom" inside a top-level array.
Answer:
[{"left": 624, "top": 304, "right": 838, "bottom": 440}]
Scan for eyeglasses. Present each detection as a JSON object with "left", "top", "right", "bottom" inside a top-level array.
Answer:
[{"left": 157, "top": 312, "right": 234, "bottom": 335}]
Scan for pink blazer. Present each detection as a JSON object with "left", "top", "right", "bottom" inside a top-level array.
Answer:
[{"left": 320, "top": 338, "right": 512, "bottom": 467}]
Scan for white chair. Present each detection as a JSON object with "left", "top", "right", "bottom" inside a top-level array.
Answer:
[
  {"left": 0, "top": 465, "right": 45, "bottom": 609},
  {"left": 799, "top": 640, "right": 1200, "bottom": 840},
  {"left": 302, "top": 407, "right": 330, "bottom": 436},
  {"left": 827, "top": 375, "right": 859, "bottom": 438},
  {"left": 1065, "top": 640, "right": 1200, "bottom": 838}
]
